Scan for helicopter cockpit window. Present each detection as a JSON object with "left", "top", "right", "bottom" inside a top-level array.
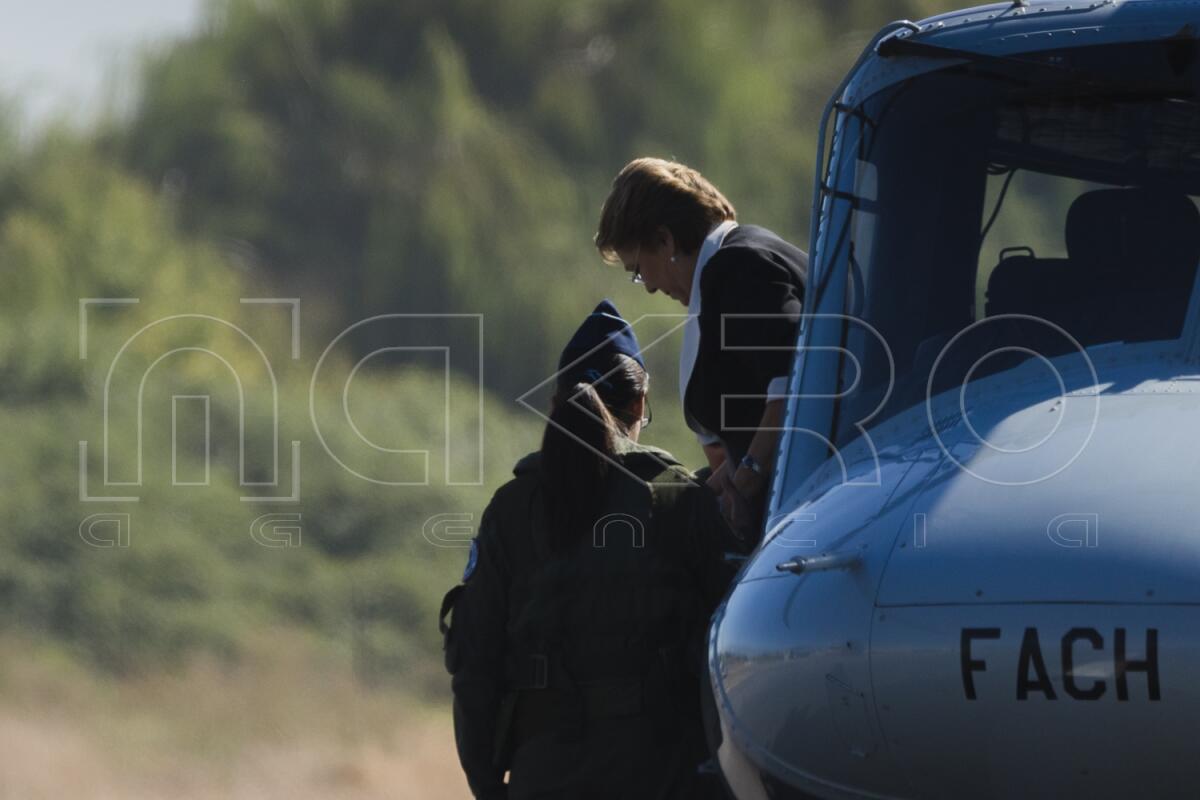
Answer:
[{"left": 827, "top": 41, "right": 1200, "bottom": 448}]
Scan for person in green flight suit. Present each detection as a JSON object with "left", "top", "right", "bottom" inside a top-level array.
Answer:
[{"left": 441, "top": 299, "right": 743, "bottom": 799}]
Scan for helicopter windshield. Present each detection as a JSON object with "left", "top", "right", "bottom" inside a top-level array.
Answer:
[{"left": 824, "top": 40, "right": 1200, "bottom": 448}]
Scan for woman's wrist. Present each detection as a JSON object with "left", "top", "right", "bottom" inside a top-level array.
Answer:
[{"left": 733, "top": 463, "right": 765, "bottom": 497}]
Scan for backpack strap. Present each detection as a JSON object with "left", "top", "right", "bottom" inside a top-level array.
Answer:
[{"left": 438, "top": 584, "right": 464, "bottom": 637}]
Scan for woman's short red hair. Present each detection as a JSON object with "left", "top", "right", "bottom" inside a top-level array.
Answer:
[{"left": 595, "top": 157, "right": 736, "bottom": 261}]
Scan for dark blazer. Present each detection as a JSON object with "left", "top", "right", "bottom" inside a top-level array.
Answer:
[{"left": 684, "top": 224, "right": 808, "bottom": 463}]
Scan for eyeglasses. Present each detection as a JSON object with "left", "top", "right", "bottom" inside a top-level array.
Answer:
[{"left": 640, "top": 397, "right": 652, "bottom": 428}]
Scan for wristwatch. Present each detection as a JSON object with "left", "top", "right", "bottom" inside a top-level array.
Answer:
[{"left": 739, "top": 453, "right": 764, "bottom": 476}]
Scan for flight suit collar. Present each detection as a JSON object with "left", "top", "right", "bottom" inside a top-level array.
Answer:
[{"left": 511, "top": 439, "right": 682, "bottom": 477}]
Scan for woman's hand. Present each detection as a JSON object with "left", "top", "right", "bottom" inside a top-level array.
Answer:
[
  {"left": 732, "top": 463, "right": 766, "bottom": 503},
  {"left": 708, "top": 461, "right": 757, "bottom": 531},
  {"left": 729, "top": 464, "right": 766, "bottom": 531},
  {"left": 706, "top": 454, "right": 768, "bottom": 537},
  {"left": 705, "top": 461, "right": 740, "bottom": 524}
]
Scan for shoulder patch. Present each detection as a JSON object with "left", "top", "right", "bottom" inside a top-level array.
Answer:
[{"left": 462, "top": 538, "right": 479, "bottom": 582}]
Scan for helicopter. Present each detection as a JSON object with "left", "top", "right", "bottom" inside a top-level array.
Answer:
[{"left": 707, "top": 1, "right": 1200, "bottom": 798}]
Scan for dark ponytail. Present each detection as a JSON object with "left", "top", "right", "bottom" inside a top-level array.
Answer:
[{"left": 540, "top": 354, "right": 647, "bottom": 547}]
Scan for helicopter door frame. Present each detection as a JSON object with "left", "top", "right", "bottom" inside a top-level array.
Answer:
[{"left": 768, "top": 22, "right": 921, "bottom": 529}]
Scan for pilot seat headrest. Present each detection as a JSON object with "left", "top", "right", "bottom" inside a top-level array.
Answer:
[{"left": 1065, "top": 188, "right": 1200, "bottom": 279}]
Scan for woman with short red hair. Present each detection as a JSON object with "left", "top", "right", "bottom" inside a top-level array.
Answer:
[{"left": 596, "top": 158, "right": 808, "bottom": 542}]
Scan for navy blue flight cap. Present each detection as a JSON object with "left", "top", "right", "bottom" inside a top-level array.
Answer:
[{"left": 557, "top": 300, "right": 645, "bottom": 381}]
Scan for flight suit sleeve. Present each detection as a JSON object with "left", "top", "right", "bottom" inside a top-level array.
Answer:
[{"left": 446, "top": 504, "right": 510, "bottom": 800}]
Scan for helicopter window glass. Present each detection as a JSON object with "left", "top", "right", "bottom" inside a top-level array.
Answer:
[
  {"left": 827, "top": 42, "right": 1200, "bottom": 449},
  {"left": 974, "top": 169, "right": 1106, "bottom": 318},
  {"left": 850, "top": 159, "right": 878, "bottom": 300}
]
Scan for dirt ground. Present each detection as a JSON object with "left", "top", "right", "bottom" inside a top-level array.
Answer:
[
  {"left": 0, "top": 707, "right": 467, "bottom": 799},
  {"left": 0, "top": 635, "right": 470, "bottom": 799}
]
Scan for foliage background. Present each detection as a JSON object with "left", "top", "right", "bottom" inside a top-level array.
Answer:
[{"left": 1, "top": 1, "right": 975, "bottom": 795}]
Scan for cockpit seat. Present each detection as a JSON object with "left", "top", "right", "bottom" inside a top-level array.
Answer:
[
  {"left": 1065, "top": 188, "right": 1200, "bottom": 343},
  {"left": 984, "top": 247, "right": 1071, "bottom": 321},
  {"left": 1065, "top": 188, "right": 1200, "bottom": 286},
  {"left": 986, "top": 187, "right": 1200, "bottom": 347}
]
